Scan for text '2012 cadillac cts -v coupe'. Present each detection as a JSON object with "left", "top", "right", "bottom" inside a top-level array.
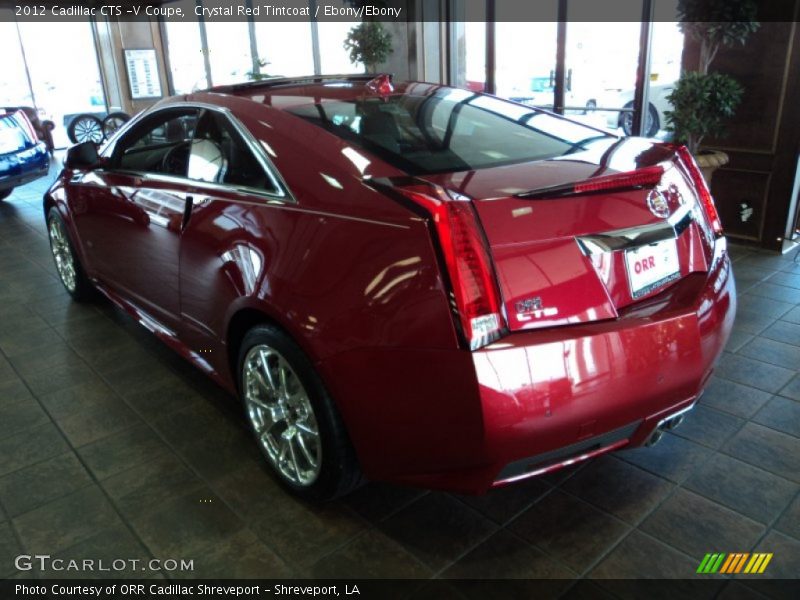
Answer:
[{"left": 45, "top": 75, "right": 735, "bottom": 500}]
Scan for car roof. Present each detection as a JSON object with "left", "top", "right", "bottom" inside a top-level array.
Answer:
[{"left": 202, "top": 74, "right": 425, "bottom": 110}]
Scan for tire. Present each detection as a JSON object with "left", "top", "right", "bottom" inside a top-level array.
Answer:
[
  {"left": 620, "top": 102, "right": 660, "bottom": 138},
  {"left": 67, "top": 114, "right": 104, "bottom": 144},
  {"left": 0, "top": 188, "right": 12, "bottom": 201},
  {"left": 102, "top": 111, "right": 131, "bottom": 140},
  {"left": 238, "top": 324, "right": 363, "bottom": 501},
  {"left": 46, "top": 208, "right": 95, "bottom": 301}
]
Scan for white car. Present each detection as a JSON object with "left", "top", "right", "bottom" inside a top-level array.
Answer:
[{"left": 605, "top": 83, "right": 675, "bottom": 137}]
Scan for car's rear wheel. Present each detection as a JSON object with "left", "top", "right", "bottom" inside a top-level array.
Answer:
[
  {"left": 47, "top": 208, "right": 95, "bottom": 301},
  {"left": 0, "top": 188, "right": 12, "bottom": 201},
  {"left": 238, "top": 324, "right": 362, "bottom": 501}
]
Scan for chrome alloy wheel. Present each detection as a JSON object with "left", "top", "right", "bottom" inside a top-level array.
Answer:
[
  {"left": 48, "top": 217, "right": 77, "bottom": 293},
  {"left": 243, "top": 344, "right": 322, "bottom": 486}
]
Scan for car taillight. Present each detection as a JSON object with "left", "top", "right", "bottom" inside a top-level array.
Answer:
[
  {"left": 396, "top": 184, "right": 506, "bottom": 350},
  {"left": 676, "top": 145, "right": 723, "bottom": 236}
]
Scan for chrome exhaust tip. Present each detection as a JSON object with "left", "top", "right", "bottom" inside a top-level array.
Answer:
[
  {"left": 646, "top": 428, "right": 664, "bottom": 447},
  {"left": 663, "top": 414, "right": 685, "bottom": 430}
]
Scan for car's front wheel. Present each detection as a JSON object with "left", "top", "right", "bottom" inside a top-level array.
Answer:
[
  {"left": 238, "top": 324, "right": 363, "bottom": 501},
  {"left": 47, "top": 208, "right": 95, "bottom": 301}
]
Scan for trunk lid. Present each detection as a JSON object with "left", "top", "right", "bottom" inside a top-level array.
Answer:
[{"left": 421, "top": 138, "right": 717, "bottom": 332}]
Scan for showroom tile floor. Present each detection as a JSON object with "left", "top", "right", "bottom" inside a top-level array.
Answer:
[{"left": 1, "top": 159, "right": 799, "bottom": 594}]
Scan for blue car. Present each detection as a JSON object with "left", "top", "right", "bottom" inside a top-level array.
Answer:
[{"left": 0, "top": 109, "right": 50, "bottom": 201}]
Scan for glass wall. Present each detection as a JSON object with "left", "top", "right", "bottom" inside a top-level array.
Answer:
[
  {"left": 0, "top": 17, "right": 34, "bottom": 107},
  {"left": 163, "top": 1, "right": 208, "bottom": 94},
  {"left": 161, "top": 1, "right": 365, "bottom": 90},
  {"left": 254, "top": 22, "right": 315, "bottom": 77},
  {"left": 454, "top": 0, "right": 685, "bottom": 139},
  {"left": 494, "top": 23, "right": 557, "bottom": 106},
  {"left": 15, "top": 19, "right": 106, "bottom": 148}
]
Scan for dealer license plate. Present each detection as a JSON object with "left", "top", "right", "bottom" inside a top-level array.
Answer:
[{"left": 625, "top": 239, "right": 681, "bottom": 299}]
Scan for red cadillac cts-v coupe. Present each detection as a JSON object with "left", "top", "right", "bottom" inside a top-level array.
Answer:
[{"left": 45, "top": 75, "right": 735, "bottom": 500}]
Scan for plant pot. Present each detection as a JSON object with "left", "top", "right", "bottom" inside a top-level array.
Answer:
[{"left": 694, "top": 150, "right": 729, "bottom": 186}]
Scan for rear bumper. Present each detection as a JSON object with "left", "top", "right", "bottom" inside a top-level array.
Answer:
[
  {"left": 323, "top": 239, "right": 735, "bottom": 493},
  {"left": 0, "top": 143, "right": 50, "bottom": 192},
  {"left": 472, "top": 238, "right": 734, "bottom": 490}
]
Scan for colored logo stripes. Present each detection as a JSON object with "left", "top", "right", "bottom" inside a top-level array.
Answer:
[{"left": 696, "top": 552, "right": 773, "bottom": 574}]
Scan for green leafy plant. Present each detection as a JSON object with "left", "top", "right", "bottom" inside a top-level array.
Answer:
[
  {"left": 246, "top": 58, "right": 273, "bottom": 82},
  {"left": 667, "top": 72, "right": 743, "bottom": 151},
  {"left": 344, "top": 22, "right": 393, "bottom": 73},
  {"left": 666, "top": 0, "right": 759, "bottom": 153}
]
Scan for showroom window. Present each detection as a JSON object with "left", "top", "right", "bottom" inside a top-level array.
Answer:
[
  {"left": 455, "top": 0, "right": 685, "bottom": 138},
  {"left": 160, "top": 0, "right": 364, "bottom": 91},
  {"left": 4, "top": 13, "right": 107, "bottom": 149}
]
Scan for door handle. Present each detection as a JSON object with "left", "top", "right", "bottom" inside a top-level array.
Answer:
[{"left": 182, "top": 195, "right": 194, "bottom": 231}]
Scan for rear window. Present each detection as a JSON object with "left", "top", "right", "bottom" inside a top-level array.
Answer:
[{"left": 286, "top": 87, "right": 616, "bottom": 175}]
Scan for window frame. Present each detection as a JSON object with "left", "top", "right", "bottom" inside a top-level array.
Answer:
[{"left": 101, "top": 102, "right": 293, "bottom": 203}]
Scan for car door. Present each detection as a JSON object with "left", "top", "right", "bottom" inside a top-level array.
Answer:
[
  {"left": 177, "top": 108, "right": 290, "bottom": 371},
  {"left": 69, "top": 107, "right": 199, "bottom": 331}
]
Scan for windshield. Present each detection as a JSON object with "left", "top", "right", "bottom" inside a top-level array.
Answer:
[{"left": 286, "top": 87, "right": 616, "bottom": 175}]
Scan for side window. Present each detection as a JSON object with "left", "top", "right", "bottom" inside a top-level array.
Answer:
[
  {"left": 187, "top": 111, "right": 276, "bottom": 193},
  {"left": 113, "top": 110, "right": 198, "bottom": 177}
]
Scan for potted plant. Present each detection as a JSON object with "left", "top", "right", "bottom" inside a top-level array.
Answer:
[
  {"left": 666, "top": 0, "right": 759, "bottom": 181},
  {"left": 344, "top": 22, "right": 393, "bottom": 74}
]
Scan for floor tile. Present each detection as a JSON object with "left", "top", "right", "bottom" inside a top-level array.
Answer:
[
  {"left": 0, "top": 421, "right": 70, "bottom": 477},
  {"left": 0, "top": 377, "right": 35, "bottom": 407},
  {"left": 58, "top": 400, "right": 142, "bottom": 448},
  {"left": 13, "top": 486, "right": 123, "bottom": 555},
  {"left": 774, "top": 493, "right": 800, "bottom": 541},
  {"left": 0, "top": 399, "right": 50, "bottom": 441},
  {"left": 251, "top": 497, "right": 368, "bottom": 569},
  {"left": 378, "top": 493, "right": 496, "bottom": 573},
  {"left": 745, "top": 284, "right": 800, "bottom": 305},
  {"left": 590, "top": 531, "right": 696, "bottom": 578},
  {"left": 101, "top": 452, "right": 206, "bottom": 521},
  {"left": 38, "top": 380, "right": 121, "bottom": 421},
  {"left": 77, "top": 423, "right": 171, "bottom": 480},
  {"left": 738, "top": 336, "right": 800, "bottom": 370},
  {"left": 509, "top": 489, "right": 630, "bottom": 574},
  {"left": 129, "top": 488, "right": 245, "bottom": 558},
  {"left": 454, "top": 477, "right": 551, "bottom": 525},
  {"left": 761, "top": 320, "right": 800, "bottom": 347},
  {"left": 0, "top": 521, "right": 24, "bottom": 578},
  {"left": 714, "top": 354, "right": 794, "bottom": 394},
  {"left": 671, "top": 404, "right": 745, "bottom": 449},
  {"left": 561, "top": 456, "right": 673, "bottom": 524},
  {"left": 618, "top": 432, "right": 713, "bottom": 483},
  {"left": 342, "top": 483, "right": 426, "bottom": 524},
  {"left": 700, "top": 377, "right": 773, "bottom": 418},
  {"left": 41, "top": 525, "right": 152, "bottom": 579},
  {"left": 639, "top": 489, "right": 764, "bottom": 559},
  {"left": 778, "top": 375, "right": 800, "bottom": 402},
  {"left": 684, "top": 452, "right": 798, "bottom": 526},
  {"left": 307, "top": 529, "right": 432, "bottom": 579},
  {"left": 0, "top": 452, "right": 93, "bottom": 518},
  {"left": 722, "top": 423, "right": 800, "bottom": 483},
  {"left": 752, "top": 396, "right": 800, "bottom": 438},
  {"left": 441, "top": 529, "right": 574, "bottom": 582},
  {"left": 173, "top": 529, "right": 291, "bottom": 579},
  {"left": 767, "top": 271, "right": 800, "bottom": 290},
  {"left": 750, "top": 530, "right": 800, "bottom": 579}
]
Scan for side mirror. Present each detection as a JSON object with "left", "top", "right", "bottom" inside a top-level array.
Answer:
[{"left": 65, "top": 141, "right": 100, "bottom": 169}]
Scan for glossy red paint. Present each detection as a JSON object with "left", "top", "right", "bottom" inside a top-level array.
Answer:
[{"left": 45, "top": 78, "right": 735, "bottom": 493}]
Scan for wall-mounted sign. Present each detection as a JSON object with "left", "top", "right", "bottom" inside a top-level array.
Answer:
[{"left": 124, "top": 49, "right": 162, "bottom": 100}]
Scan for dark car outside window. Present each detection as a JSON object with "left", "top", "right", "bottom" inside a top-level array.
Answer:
[{"left": 287, "top": 87, "right": 617, "bottom": 175}]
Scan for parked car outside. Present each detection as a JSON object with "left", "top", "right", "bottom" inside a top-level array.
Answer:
[
  {"left": 0, "top": 108, "right": 50, "bottom": 201},
  {"left": 44, "top": 75, "right": 735, "bottom": 500},
  {"left": 606, "top": 82, "right": 676, "bottom": 137}
]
